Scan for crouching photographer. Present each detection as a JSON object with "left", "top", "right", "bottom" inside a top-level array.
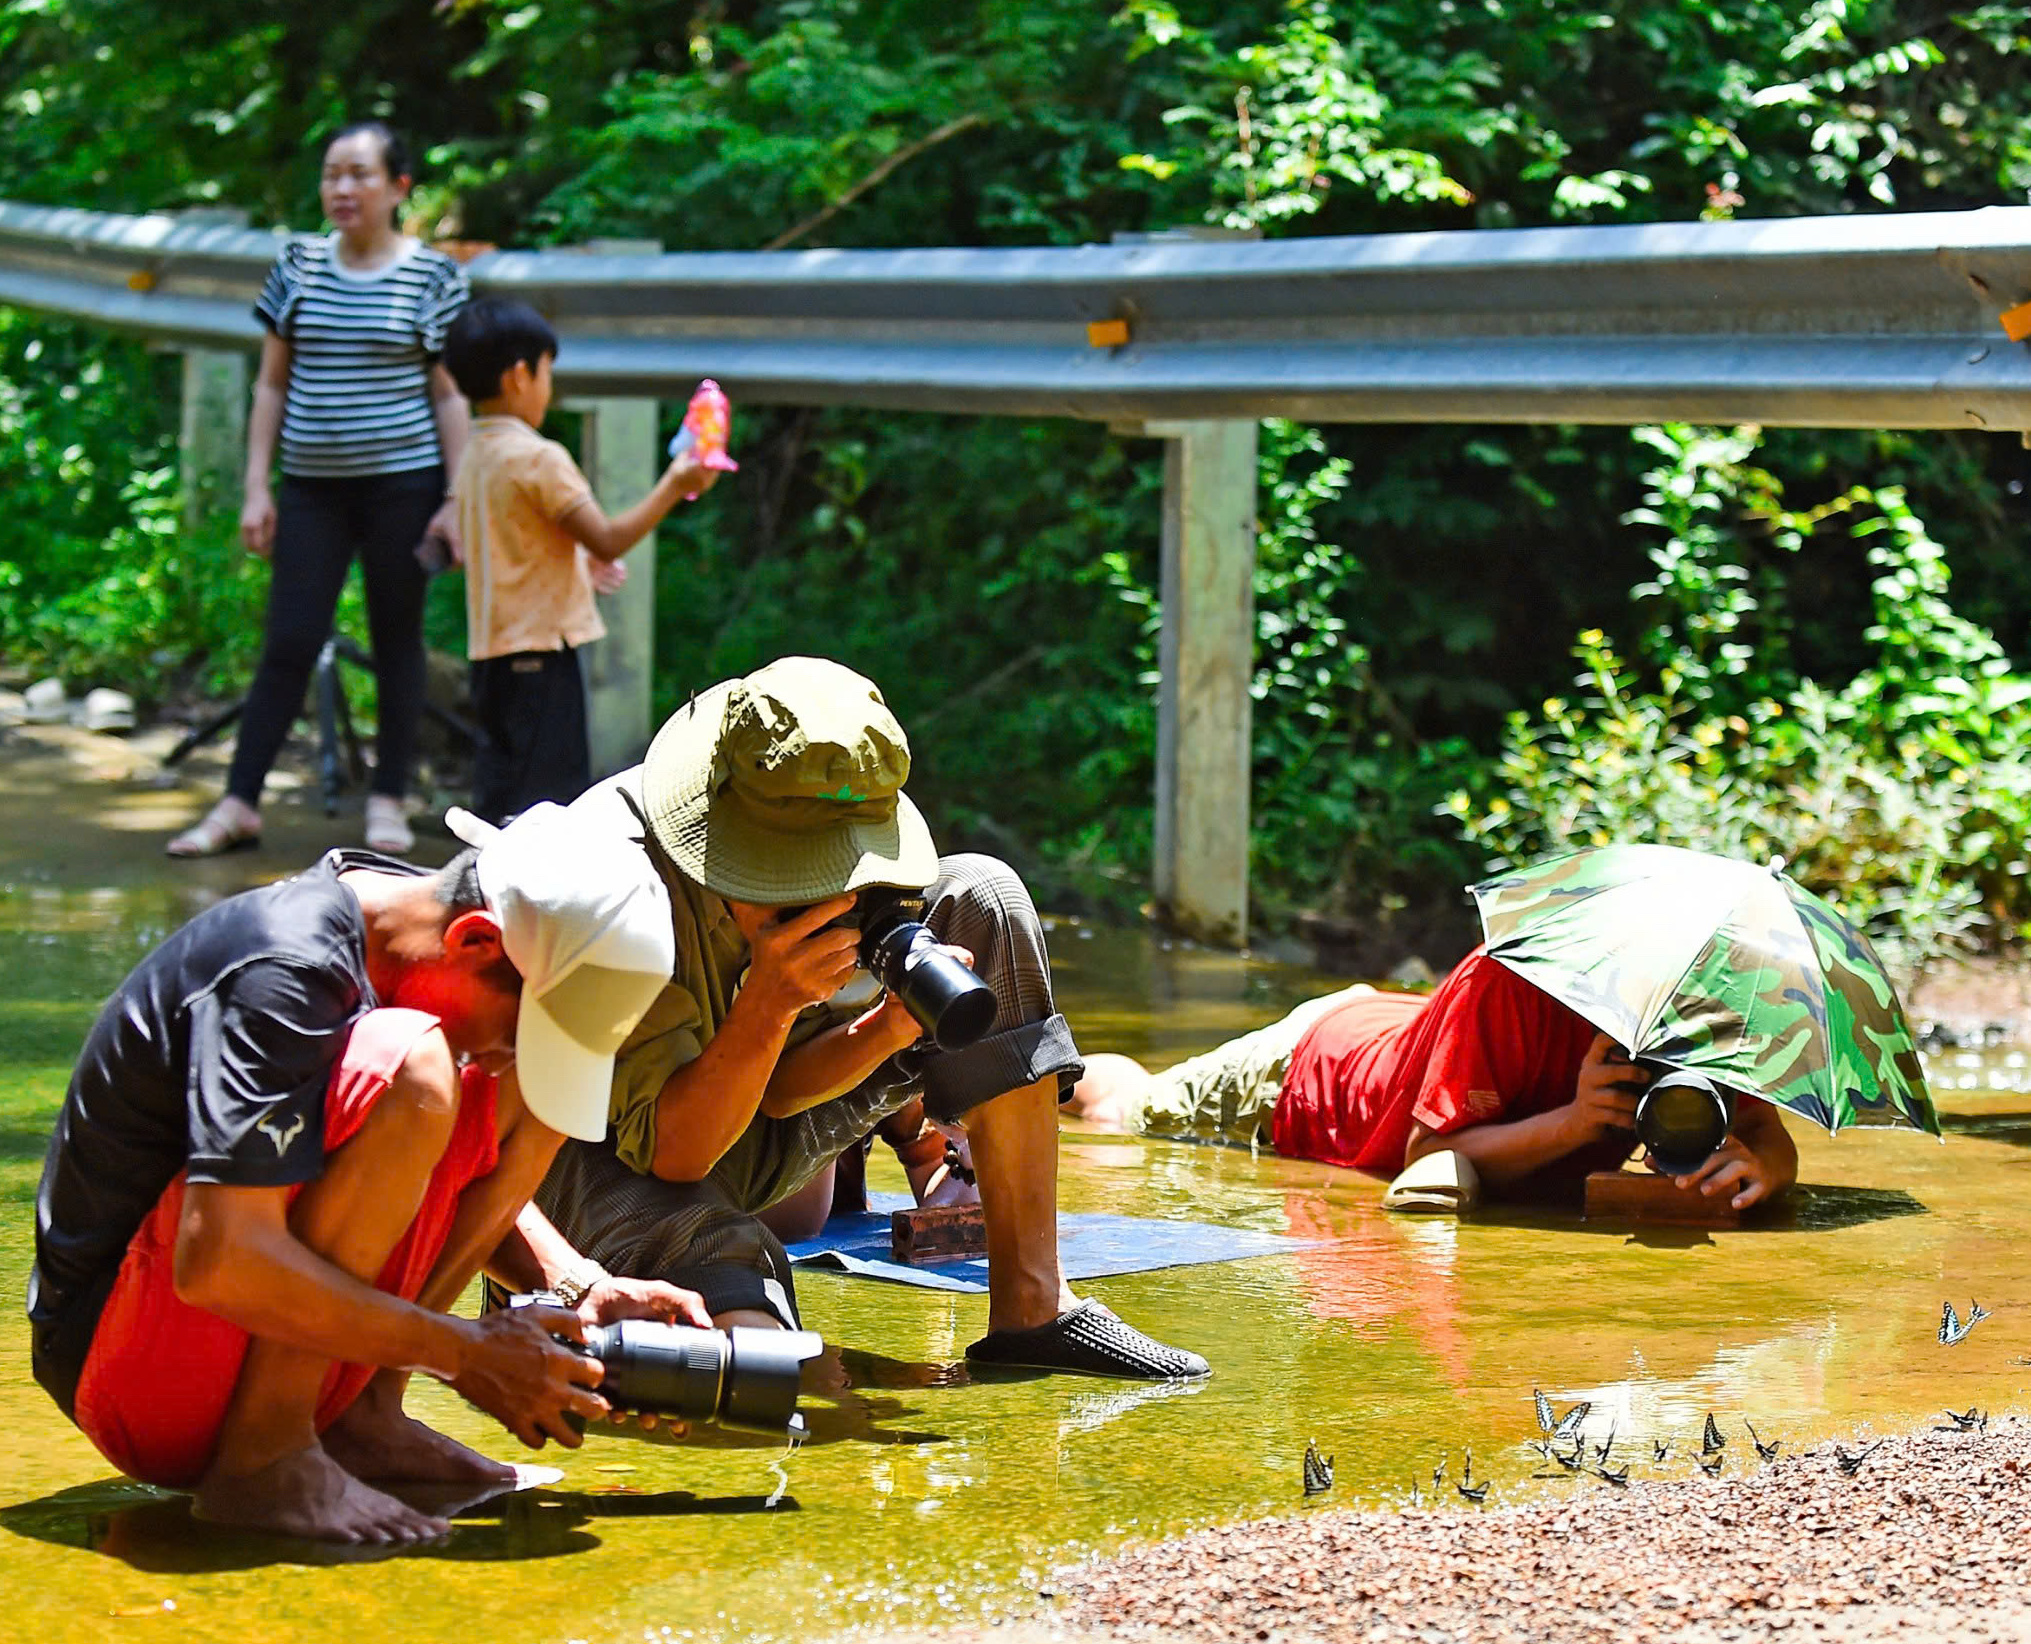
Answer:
[
  {"left": 28, "top": 802, "right": 718, "bottom": 1546},
  {"left": 532, "top": 656, "right": 1209, "bottom": 1382}
]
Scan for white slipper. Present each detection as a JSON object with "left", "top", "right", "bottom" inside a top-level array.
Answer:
[{"left": 1382, "top": 1149, "right": 1483, "bottom": 1214}]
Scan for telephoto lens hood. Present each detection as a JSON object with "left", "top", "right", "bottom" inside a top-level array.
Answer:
[{"left": 1634, "top": 1066, "right": 1735, "bottom": 1177}]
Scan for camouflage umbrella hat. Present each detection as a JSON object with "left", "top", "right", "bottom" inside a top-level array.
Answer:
[{"left": 1470, "top": 842, "right": 1938, "bottom": 1137}]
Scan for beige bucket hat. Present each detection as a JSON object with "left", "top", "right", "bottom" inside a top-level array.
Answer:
[{"left": 640, "top": 656, "right": 939, "bottom": 904}]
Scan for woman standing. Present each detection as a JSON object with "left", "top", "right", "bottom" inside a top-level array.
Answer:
[{"left": 168, "top": 121, "right": 470, "bottom": 857}]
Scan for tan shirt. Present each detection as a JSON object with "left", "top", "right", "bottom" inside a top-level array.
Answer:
[{"left": 454, "top": 414, "right": 604, "bottom": 660}]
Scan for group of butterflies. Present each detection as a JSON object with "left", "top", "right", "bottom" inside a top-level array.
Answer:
[
  {"left": 1301, "top": 1296, "right": 2001, "bottom": 1501},
  {"left": 1298, "top": 1392, "right": 1991, "bottom": 1500},
  {"left": 1519, "top": 1394, "right": 1757, "bottom": 1488}
]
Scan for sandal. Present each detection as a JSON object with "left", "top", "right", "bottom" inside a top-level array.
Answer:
[
  {"left": 165, "top": 799, "right": 261, "bottom": 858},
  {"left": 364, "top": 795, "right": 415, "bottom": 856},
  {"left": 967, "top": 1300, "right": 1210, "bottom": 1381}
]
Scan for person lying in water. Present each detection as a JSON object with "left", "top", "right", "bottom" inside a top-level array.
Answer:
[
  {"left": 27, "top": 803, "right": 710, "bottom": 1545},
  {"left": 1065, "top": 946, "right": 1797, "bottom": 1210}
]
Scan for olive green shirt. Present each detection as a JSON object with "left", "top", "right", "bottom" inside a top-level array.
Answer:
[
  {"left": 583, "top": 768, "right": 861, "bottom": 1180},
  {"left": 581, "top": 770, "right": 750, "bottom": 1176}
]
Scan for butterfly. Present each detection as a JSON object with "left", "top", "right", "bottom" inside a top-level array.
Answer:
[
  {"left": 1550, "top": 1443, "right": 1588, "bottom": 1473},
  {"left": 1592, "top": 1424, "right": 1617, "bottom": 1465},
  {"left": 1457, "top": 1451, "right": 1489, "bottom": 1503},
  {"left": 1652, "top": 1439, "right": 1672, "bottom": 1463},
  {"left": 1939, "top": 1301, "right": 1992, "bottom": 1346},
  {"left": 1594, "top": 1463, "right": 1630, "bottom": 1488},
  {"left": 1302, "top": 1440, "right": 1334, "bottom": 1496},
  {"left": 1696, "top": 1452, "right": 1723, "bottom": 1477},
  {"left": 1745, "top": 1420, "right": 1780, "bottom": 1462},
  {"left": 1936, "top": 1406, "right": 1986, "bottom": 1434},
  {"left": 1535, "top": 1390, "right": 1591, "bottom": 1445},
  {"left": 1701, "top": 1413, "right": 1726, "bottom": 1456},
  {"left": 1456, "top": 1480, "right": 1490, "bottom": 1503},
  {"left": 1432, "top": 1459, "right": 1446, "bottom": 1488},
  {"left": 1835, "top": 1442, "right": 1883, "bottom": 1476},
  {"left": 1409, "top": 1477, "right": 1422, "bottom": 1508}
]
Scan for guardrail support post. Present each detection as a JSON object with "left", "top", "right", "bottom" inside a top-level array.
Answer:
[
  {"left": 564, "top": 238, "right": 663, "bottom": 776},
  {"left": 1148, "top": 419, "right": 1258, "bottom": 948},
  {"left": 174, "top": 209, "right": 249, "bottom": 531}
]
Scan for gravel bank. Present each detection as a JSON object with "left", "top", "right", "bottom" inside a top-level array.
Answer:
[{"left": 1055, "top": 1420, "right": 2031, "bottom": 1644}]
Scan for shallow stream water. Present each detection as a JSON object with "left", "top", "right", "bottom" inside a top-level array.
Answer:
[{"left": 2, "top": 833, "right": 2029, "bottom": 1643}]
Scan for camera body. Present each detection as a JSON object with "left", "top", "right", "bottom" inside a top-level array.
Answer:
[
  {"left": 1634, "top": 1065, "right": 1736, "bottom": 1176},
  {"left": 509, "top": 1293, "right": 821, "bottom": 1437},
  {"left": 812, "top": 886, "right": 998, "bottom": 1051}
]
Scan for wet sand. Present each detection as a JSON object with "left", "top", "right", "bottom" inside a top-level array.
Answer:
[{"left": 1053, "top": 1419, "right": 2031, "bottom": 1644}]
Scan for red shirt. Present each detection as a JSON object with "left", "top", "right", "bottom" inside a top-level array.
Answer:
[{"left": 1272, "top": 949, "right": 1616, "bottom": 1176}]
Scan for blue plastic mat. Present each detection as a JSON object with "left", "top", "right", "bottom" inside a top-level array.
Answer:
[{"left": 784, "top": 1192, "right": 1320, "bottom": 1293}]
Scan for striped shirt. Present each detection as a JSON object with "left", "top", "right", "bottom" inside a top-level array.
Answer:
[{"left": 254, "top": 235, "right": 469, "bottom": 479}]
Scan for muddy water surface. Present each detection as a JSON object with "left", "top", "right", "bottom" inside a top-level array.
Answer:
[{"left": 0, "top": 827, "right": 2027, "bottom": 1643}]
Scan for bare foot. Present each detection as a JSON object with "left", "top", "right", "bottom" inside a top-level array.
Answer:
[
  {"left": 192, "top": 1442, "right": 450, "bottom": 1545},
  {"left": 323, "top": 1399, "right": 516, "bottom": 1487}
]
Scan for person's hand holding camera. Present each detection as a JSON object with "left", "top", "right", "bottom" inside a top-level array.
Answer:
[
  {"left": 851, "top": 940, "right": 974, "bottom": 1048},
  {"left": 745, "top": 896, "right": 863, "bottom": 1024},
  {"left": 1561, "top": 1032, "right": 1650, "bottom": 1147},
  {"left": 449, "top": 1300, "right": 607, "bottom": 1449},
  {"left": 575, "top": 1278, "right": 710, "bottom": 1434}
]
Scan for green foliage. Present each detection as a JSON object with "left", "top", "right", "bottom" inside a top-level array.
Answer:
[
  {"left": 8, "top": 0, "right": 2031, "bottom": 953},
  {"left": 1451, "top": 428, "right": 2031, "bottom": 980},
  {"left": 0, "top": 311, "right": 264, "bottom": 696}
]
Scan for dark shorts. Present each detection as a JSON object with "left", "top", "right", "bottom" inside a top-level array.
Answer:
[
  {"left": 469, "top": 647, "right": 591, "bottom": 824},
  {"left": 536, "top": 853, "right": 1082, "bottom": 1326}
]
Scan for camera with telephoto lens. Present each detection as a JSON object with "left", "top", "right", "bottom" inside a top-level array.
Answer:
[
  {"left": 1634, "top": 1065, "right": 1736, "bottom": 1176},
  {"left": 508, "top": 1293, "right": 822, "bottom": 1437},
  {"left": 801, "top": 886, "right": 997, "bottom": 1051}
]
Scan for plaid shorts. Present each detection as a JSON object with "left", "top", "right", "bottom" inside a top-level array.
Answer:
[{"left": 536, "top": 853, "right": 1082, "bottom": 1325}]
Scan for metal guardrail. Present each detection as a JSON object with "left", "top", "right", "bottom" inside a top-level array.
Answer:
[{"left": 3, "top": 198, "right": 2031, "bottom": 429}]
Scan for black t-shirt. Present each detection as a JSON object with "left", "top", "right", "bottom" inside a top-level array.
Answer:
[{"left": 27, "top": 851, "right": 415, "bottom": 1417}]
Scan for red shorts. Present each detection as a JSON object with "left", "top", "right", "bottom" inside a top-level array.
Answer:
[{"left": 72, "top": 1008, "right": 501, "bottom": 1487}]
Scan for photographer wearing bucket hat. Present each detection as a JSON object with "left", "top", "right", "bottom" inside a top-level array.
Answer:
[
  {"left": 29, "top": 802, "right": 711, "bottom": 1545},
  {"left": 533, "top": 656, "right": 1209, "bottom": 1379}
]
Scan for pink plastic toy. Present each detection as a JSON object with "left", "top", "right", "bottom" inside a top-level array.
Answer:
[{"left": 668, "top": 379, "right": 740, "bottom": 492}]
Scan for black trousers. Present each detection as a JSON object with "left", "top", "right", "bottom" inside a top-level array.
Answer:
[
  {"left": 227, "top": 468, "right": 440, "bottom": 806},
  {"left": 469, "top": 646, "right": 591, "bottom": 824}
]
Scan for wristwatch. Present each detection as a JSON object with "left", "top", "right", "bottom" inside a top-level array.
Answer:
[{"left": 552, "top": 1257, "right": 609, "bottom": 1309}]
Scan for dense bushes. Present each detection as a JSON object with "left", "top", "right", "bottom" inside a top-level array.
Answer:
[{"left": 5, "top": 1, "right": 2031, "bottom": 970}]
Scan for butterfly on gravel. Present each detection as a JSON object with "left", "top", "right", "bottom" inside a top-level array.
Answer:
[
  {"left": 1936, "top": 1406, "right": 1987, "bottom": 1434},
  {"left": 1938, "top": 1301, "right": 1991, "bottom": 1346},
  {"left": 1652, "top": 1439, "right": 1672, "bottom": 1463},
  {"left": 1302, "top": 1439, "right": 1334, "bottom": 1496},
  {"left": 1594, "top": 1463, "right": 1630, "bottom": 1488},
  {"left": 1696, "top": 1452, "right": 1723, "bottom": 1478},
  {"left": 1745, "top": 1420, "right": 1781, "bottom": 1462},
  {"left": 1835, "top": 1442, "right": 1883, "bottom": 1477},
  {"left": 1701, "top": 1413, "right": 1726, "bottom": 1456}
]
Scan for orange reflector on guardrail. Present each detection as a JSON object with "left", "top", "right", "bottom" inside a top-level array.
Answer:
[
  {"left": 2001, "top": 300, "right": 2031, "bottom": 343},
  {"left": 1087, "top": 318, "right": 1130, "bottom": 348}
]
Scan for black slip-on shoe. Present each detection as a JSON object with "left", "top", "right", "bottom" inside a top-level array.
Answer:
[{"left": 966, "top": 1300, "right": 1210, "bottom": 1381}]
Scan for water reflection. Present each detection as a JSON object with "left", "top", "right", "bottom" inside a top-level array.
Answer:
[{"left": 3, "top": 888, "right": 2031, "bottom": 1641}]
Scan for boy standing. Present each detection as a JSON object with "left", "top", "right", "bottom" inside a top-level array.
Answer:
[{"left": 441, "top": 299, "right": 723, "bottom": 824}]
